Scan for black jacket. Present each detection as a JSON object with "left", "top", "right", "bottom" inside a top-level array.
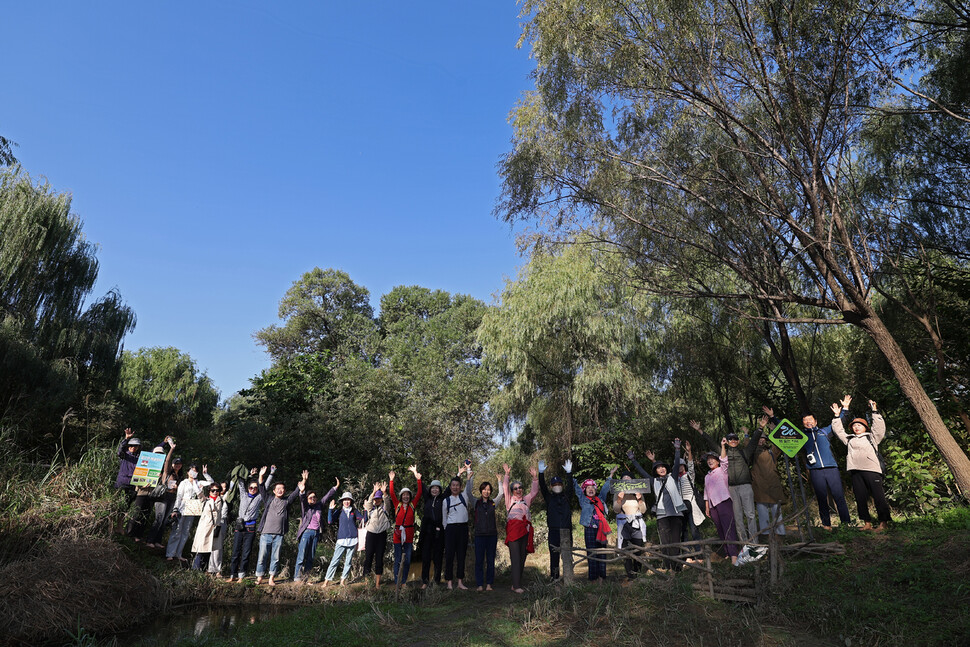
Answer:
[
  {"left": 422, "top": 491, "right": 445, "bottom": 531},
  {"left": 538, "top": 472, "right": 573, "bottom": 529}
]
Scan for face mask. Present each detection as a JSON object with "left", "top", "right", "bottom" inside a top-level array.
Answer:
[
  {"left": 188, "top": 469, "right": 198, "bottom": 479},
  {"left": 552, "top": 485, "right": 563, "bottom": 494}
]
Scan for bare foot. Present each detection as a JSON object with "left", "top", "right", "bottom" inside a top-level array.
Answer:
[
  {"left": 457, "top": 581, "right": 468, "bottom": 590},
  {"left": 339, "top": 579, "right": 346, "bottom": 587},
  {"left": 476, "top": 586, "right": 483, "bottom": 592},
  {"left": 255, "top": 577, "right": 263, "bottom": 585},
  {"left": 513, "top": 588, "right": 524, "bottom": 594},
  {"left": 268, "top": 577, "right": 276, "bottom": 587},
  {"left": 822, "top": 525, "right": 833, "bottom": 531},
  {"left": 486, "top": 585, "right": 493, "bottom": 591},
  {"left": 321, "top": 580, "right": 329, "bottom": 588},
  {"left": 447, "top": 581, "right": 453, "bottom": 590},
  {"left": 421, "top": 583, "right": 427, "bottom": 590}
]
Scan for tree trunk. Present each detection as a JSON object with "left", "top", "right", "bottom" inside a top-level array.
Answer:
[
  {"left": 761, "top": 317, "right": 810, "bottom": 412},
  {"left": 860, "top": 312, "right": 970, "bottom": 496}
]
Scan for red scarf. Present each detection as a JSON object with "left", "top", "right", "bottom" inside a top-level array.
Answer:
[
  {"left": 505, "top": 518, "right": 535, "bottom": 553},
  {"left": 587, "top": 495, "right": 612, "bottom": 542}
]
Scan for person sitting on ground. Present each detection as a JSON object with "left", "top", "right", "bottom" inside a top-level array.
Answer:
[
  {"left": 704, "top": 439, "right": 739, "bottom": 565},
  {"left": 537, "top": 460, "right": 572, "bottom": 581},
  {"left": 612, "top": 468, "right": 647, "bottom": 579},
  {"left": 831, "top": 399, "right": 891, "bottom": 532},
  {"left": 572, "top": 463, "right": 618, "bottom": 582},
  {"left": 388, "top": 465, "right": 423, "bottom": 588},
  {"left": 254, "top": 466, "right": 301, "bottom": 586},
  {"left": 294, "top": 470, "right": 338, "bottom": 584},
  {"left": 691, "top": 419, "right": 761, "bottom": 542},
  {"left": 442, "top": 465, "right": 475, "bottom": 590},
  {"left": 751, "top": 414, "right": 786, "bottom": 541},
  {"left": 502, "top": 462, "right": 540, "bottom": 594},
  {"left": 362, "top": 481, "right": 392, "bottom": 588},
  {"left": 323, "top": 490, "right": 363, "bottom": 586},
  {"left": 227, "top": 466, "right": 269, "bottom": 582},
  {"left": 420, "top": 477, "right": 446, "bottom": 589},
  {"left": 192, "top": 482, "right": 228, "bottom": 573},
  {"left": 469, "top": 466, "right": 504, "bottom": 592},
  {"left": 765, "top": 399, "right": 852, "bottom": 530}
]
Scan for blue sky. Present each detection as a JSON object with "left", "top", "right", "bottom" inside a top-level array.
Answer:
[{"left": 3, "top": 2, "right": 533, "bottom": 397}]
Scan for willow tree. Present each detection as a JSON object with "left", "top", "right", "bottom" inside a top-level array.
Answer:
[
  {"left": 0, "top": 169, "right": 135, "bottom": 453},
  {"left": 500, "top": 0, "right": 970, "bottom": 491}
]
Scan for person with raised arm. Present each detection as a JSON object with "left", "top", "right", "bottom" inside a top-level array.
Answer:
[
  {"left": 831, "top": 399, "right": 891, "bottom": 532},
  {"left": 294, "top": 470, "right": 338, "bottom": 583},
  {"left": 631, "top": 440, "right": 687, "bottom": 570},
  {"left": 362, "top": 480, "right": 392, "bottom": 588},
  {"left": 613, "top": 465, "right": 646, "bottom": 579},
  {"left": 690, "top": 419, "right": 760, "bottom": 542},
  {"left": 145, "top": 440, "right": 183, "bottom": 549},
  {"left": 114, "top": 427, "right": 141, "bottom": 509},
  {"left": 676, "top": 440, "right": 705, "bottom": 546},
  {"left": 227, "top": 466, "right": 268, "bottom": 581},
  {"left": 166, "top": 463, "right": 214, "bottom": 562},
  {"left": 538, "top": 458, "right": 572, "bottom": 581},
  {"left": 573, "top": 464, "right": 617, "bottom": 582},
  {"left": 763, "top": 398, "right": 853, "bottom": 530},
  {"left": 442, "top": 464, "right": 475, "bottom": 590},
  {"left": 388, "top": 465, "right": 423, "bottom": 587},
  {"left": 419, "top": 476, "right": 446, "bottom": 589},
  {"left": 751, "top": 414, "right": 786, "bottom": 541},
  {"left": 191, "top": 482, "right": 228, "bottom": 573},
  {"left": 502, "top": 463, "right": 540, "bottom": 593},
  {"left": 703, "top": 437, "right": 739, "bottom": 565},
  {"left": 323, "top": 489, "right": 363, "bottom": 586},
  {"left": 254, "top": 466, "right": 301, "bottom": 586},
  {"left": 469, "top": 465, "right": 503, "bottom": 591}
]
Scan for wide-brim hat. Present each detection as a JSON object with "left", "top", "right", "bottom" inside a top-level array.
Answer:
[
  {"left": 340, "top": 491, "right": 353, "bottom": 502},
  {"left": 652, "top": 461, "right": 670, "bottom": 475},
  {"left": 429, "top": 480, "right": 442, "bottom": 489}
]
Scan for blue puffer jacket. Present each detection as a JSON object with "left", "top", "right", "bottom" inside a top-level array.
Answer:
[{"left": 572, "top": 477, "right": 613, "bottom": 527}]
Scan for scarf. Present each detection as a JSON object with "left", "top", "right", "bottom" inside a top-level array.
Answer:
[
  {"left": 505, "top": 518, "right": 535, "bottom": 553},
  {"left": 587, "top": 495, "right": 612, "bottom": 542}
]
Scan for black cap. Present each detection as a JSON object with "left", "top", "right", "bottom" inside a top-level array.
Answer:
[{"left": 726, "top": 432, "right": 740, "bottom": 440}]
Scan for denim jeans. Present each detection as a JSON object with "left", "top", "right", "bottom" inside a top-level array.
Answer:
[
  {"left": 294, "top": 529, "right": 319, "bottom": 581},
  {"left": 393, "top": 542, "right": 413, "bottom": 586},
  {"left": 254, "top": 533, "right": 283, "bottom": 577},
  {"left": 325, "top": 542, "right": 356, "bottom": 582}
]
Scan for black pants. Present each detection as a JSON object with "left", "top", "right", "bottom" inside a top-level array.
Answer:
[
  {"left": 146, "top": 492, "right": 176, "bottom": 544},
  {"left": 126, "top": 494, "right": 154, "bottom": 538},
  {"left": 508, "top": 535, "right": 528, "bottom": 589},
  {"left": 443, "top": 524, "right": 468, "bottom": 581},
  {"left": 657, "top": 516, "right": 683, "bottom": 571},
  {"left": 850, "top": 470, "right": 891, "bottom": 523},
  {"left": 363, "top": 530, "right": 388, "bottom": 576},
  {"left": 681, "top": 505, "right": 702, "bottom": 542},
  {"left": 229, "top": 527, "right": 257, "bottom": 577},
  {"left": 421, "top": 524, "right": 444, "bottom": 583},
  {"left": 547, "top": 526, "right": 570, "bottom": 578},
  {"left": 621, "top": 523, "right": 645, "bottom": 577}
]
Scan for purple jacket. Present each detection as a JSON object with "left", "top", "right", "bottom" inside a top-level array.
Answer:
[
  {"left": 296, "top": 487, "right": 337, "bottom": 539},
  {"left": 114, "top": 438, "right": 139, "bottom": 488}
]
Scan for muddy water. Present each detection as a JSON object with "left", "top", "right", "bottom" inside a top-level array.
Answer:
[{"left": 120, "top": 603, "right": 302, "bottom": 646}]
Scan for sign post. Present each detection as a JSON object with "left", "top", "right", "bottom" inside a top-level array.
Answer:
[
  {"left": 768, "top": 419, "right": 814, "bottom": 542},
  {"left": 129, "top": 451, "right": 165, "bottom": 488}
]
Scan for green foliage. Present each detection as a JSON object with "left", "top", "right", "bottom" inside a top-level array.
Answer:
[
  {"left": 117, "top": 347, "right": 220, "bottom": 439},
  {"left": 0, "top": 169, "right": 135, "bottom": 457}
]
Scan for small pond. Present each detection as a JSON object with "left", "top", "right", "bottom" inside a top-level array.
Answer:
[{"left": 118, "top": 602, "right": 304, "bottom": 646}]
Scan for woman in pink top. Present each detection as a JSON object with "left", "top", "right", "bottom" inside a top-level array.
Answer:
[
  {"left": 703, "top": 437, "right": 739, "bottom": 564},
  {"left": 501, "top": 462, "right": 539, "bottom": 594}
]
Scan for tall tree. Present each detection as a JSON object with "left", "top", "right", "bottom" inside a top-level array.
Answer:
[{"left": 500, "top": 0, "right": 970, "bottom": 492}]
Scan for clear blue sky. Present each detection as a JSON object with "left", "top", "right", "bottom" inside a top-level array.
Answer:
[{"left": 3, "top": 2, "right": 534, "bottom": 397}]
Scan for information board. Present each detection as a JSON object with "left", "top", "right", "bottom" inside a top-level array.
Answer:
[
  {"left": 768, "top": 419, "right": 809, "bottom": 458},
  {"left": 130, "top": 451, "right": 165, "bottom": 488}
]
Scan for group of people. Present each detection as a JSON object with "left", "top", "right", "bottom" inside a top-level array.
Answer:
[{"left": 114, "top": 395, "right": 890, "bottom": 586}]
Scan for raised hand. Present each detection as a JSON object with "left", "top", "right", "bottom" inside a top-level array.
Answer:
[
  {"left": 538, "top": 460, "right": 547, "bottom": 473},
  {"left": 762, "top": 405, "right": 773, "bottom": 418},
  {"left": 528, "top": 465, "right": 538, "bottom": 479},
  {"left": 758, "top": 414, "right": 770, "bottom": 429},
  {"left": 645, "top": 450, "right": 655, "bottom": 462},
  {"left": 673, "top": 438, "right": 681, "bottom": 449},
  {"left": 298, "top": 480, "right": 305, "bottom": 493},
  {"left": 413, "top": 468, "right": 422, "bottom": 481},
  {"left": 270, "top": 465, "right": 277, "bottom": 474},
  {"left": 124, "top": 427, "right": 133, "bottom": 439},
  {"left": 168, "top": 439, "right": 177, "bottom": 450},
  {"left": 301, "top": 470, "right": 309, "bottom": 482},
  {"left": 388, "top": 470, "right": 395, "bottom": 482},
  {"left": 259, "top": 466, "right": 268, "bottom": 477},
  {"left": 689, "top": 420, "right": 702, "bottom": 432},
  {"left": 334, "top": 477, "right": 340, "bottom": 489},
  {"left": 374, "top": 482, "right": 380, "bottom": 492},
  {"left": 202, "top": 464, "right": 209, "bottom": 475},
  {"left": 684, "top": 440, "right": 692, "bottom": 454},
  {"left": 841, "top": 394, "right": 853, "bottom": 409},
  {"left": 830, "top": 402, "right": 841, "bottom": 416},
  {"left": 720, "top": 437, "right": 727, "bottom": 447},
  {"left": 626, "top": 448, "right": 635, "bottom": 460},
  {"left": 563, "top": 459, "right": 573, "bottom": 473},
  {"left": 609, "top": 466, "right": 618, "bottom": 477},
  {"left": 250, "top": 467, "right": 258, "bottom": 476},
  {"left": 503, "top": 463, "right": 511, "bottom": 474},
  {"left": 329, "top": 499, "right": 336, "bottom": 509},
  {"left": 869, "top": 399, "right": 878, "bottom": 411},
  {"left": 496, "top": 473, "right": 502, "bottom": 484}
]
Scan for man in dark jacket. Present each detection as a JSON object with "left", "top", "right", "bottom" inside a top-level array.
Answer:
[
  {"left": 254, "top": 465, "right": 301, "bottom": 586},
  {"left": 538, "top": 459, "right": 573, "bottom": 580},
  {"left": 691, "top": 420, "right": 762, "bottom": 542},
  {"left": 114, "top": 428, "right": 141, "bottom": 507}
]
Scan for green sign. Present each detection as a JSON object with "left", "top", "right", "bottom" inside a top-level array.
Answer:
[{"left": 768, "top": 419, "right": 808, "bottom": 458}]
